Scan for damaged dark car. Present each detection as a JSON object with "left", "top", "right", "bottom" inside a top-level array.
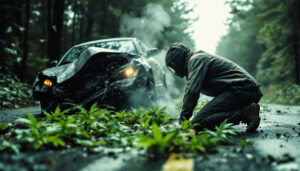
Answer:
[{"left": 33, "top": 38, "right": 166, "bottom": 112}]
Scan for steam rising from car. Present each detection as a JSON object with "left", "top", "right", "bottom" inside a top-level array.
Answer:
[
  {"left": 120, "top": 3, "right": 171, "bottom": 47},
  {"left": 120, "top": 3, "right": 185, "bottom": 116},
  {"left": 155, "top": 50, "right": 185, "bottom": 115}
]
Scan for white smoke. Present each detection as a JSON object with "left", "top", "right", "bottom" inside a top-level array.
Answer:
[
  {"left": 120, "top": 3, "right": 184, "bottom": 116},
  {"left": 155, "top": 50, "right": 185, "bottom": 115},
  {"left": 120, "top": 3, "right": 171, "bottom": 47}
]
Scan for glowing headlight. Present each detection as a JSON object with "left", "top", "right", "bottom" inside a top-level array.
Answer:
[
  {"left": 124, "top": 67, "right": 135, "bottom": 78},
  {"left": 43, "top": 79, "right": 53, "bottom": 87}
]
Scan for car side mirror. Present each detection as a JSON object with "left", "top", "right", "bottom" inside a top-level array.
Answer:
[
  {"left": 46, "top": 60, "right": 58, "bottom": 68},
  {"left": 146, "top": 48, "right": 159, "bottom": 57}
]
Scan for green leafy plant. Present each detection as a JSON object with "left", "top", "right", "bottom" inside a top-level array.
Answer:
[
  {"left": 201, "top": 121, "right": 239, "bottom": 145},
  {"left": 139, "top": 116, "right": 151, "bottom": 133},
  {"left": 16, "top": 114, "right": 66, "bottom": 149},
  {"left": 141, "top": 107, "right": 171, "bottom": 125},
  {"left": 135, "top": 123, "right": 176, "bottom": 155},
  {"left": 135, "top": 120, "right": 239, "bottom": 156},
  {"left": 240, "top": 139, "right": 253, "bottom": 147},
  {"left": 0, "top": 141, "right": 20, "bottom": 154},
  {"left": 0, "top": 122, "right": 7, "bottom": 131},
  {"left": 0, "top": 74, "right": 37, "bottom": 109},
  {"left": 180, "top": 121, "right": 238, "bottom": 154},
  {"left": 0, "top": 104, "right": 239, "bottom": 156}
]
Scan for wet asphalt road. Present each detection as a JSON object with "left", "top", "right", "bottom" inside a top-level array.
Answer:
[
  {"left": 0, "top": 104, "right": 300, "bottom": 171},
  {"left": 0, "top": 106, "right": 42, "bottom": 123}
]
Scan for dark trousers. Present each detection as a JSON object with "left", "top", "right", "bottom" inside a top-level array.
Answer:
[{"left": 191, "top": 86, "right": 263, "bottom": 130}]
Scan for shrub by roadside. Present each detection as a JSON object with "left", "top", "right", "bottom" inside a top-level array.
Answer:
[
  {"left": 261, "top": 83, "right": 300, "bottom": 105},
  {"left": 0, "top": 74, "right": 37, "bottom": 109}
]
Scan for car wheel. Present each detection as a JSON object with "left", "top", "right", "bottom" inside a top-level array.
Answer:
[{"left": 40, "top": 100, "right": 57, "bottom": 112}]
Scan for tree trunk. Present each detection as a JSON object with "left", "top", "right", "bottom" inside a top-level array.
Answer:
[
  {"left": 0, "top": 1, "right": 8, "bottom": 73},
  {"left": 85, "top": 1, "right": 96, "bottom": 41},
  {"left": 12, "top": 1, "right": 24, "bottom": 78},
  {"left": 71, "top": 3, "right": 77, "bottom": 45},
  {"left": 41, "top": 0, "right": 47, "bottom": 58},
  {"left": 289, "top": 0, "right": 300, "bottom": 85},
  {"left": 293, "top": 25, "right": 300, "bottom": 85},
  {"left": 79, "top": 5, "right": 85, "bottom": 42},
  {"left": 20, "top": 0, "right": 30, "bottom": 80},
  {"left": 47, "top": 0, "right": 65, "bottom": 61},
  {"left": 47, "top": 0, "right": 53, "bottom": 60},
  {"left": 100, "top": 1, "right": 108, "bottom": 35}
]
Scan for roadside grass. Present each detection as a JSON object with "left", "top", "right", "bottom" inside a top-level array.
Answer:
[{"left": 0, "top": 103, "right": 243, "bottom": 156}]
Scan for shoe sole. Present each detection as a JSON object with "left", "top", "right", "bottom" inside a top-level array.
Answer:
[{"left": 246, "top": 103, "right": 260, "bottom": 133}]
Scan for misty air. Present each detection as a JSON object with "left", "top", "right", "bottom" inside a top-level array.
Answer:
[{"left": 0, "top": 0, "right": 300, "bottom": 171}]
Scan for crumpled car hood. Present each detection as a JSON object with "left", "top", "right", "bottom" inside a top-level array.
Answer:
[
  {"left": 40, "top": 63, "right": 72, "bottom": 82},
  {"left": 39, "top": 47, "right": 129, "bottom": 84}
]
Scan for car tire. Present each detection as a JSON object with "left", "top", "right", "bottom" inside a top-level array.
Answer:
[{"left": 40, "top": 100, "right": 57, "bottom": 112}]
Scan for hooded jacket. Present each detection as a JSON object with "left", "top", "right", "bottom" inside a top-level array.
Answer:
[
  {"left": 165, "top": 43, "right": 193, "bottom": 77},
  {"left": 166, "top": 44, "right": 260, "bottom": 120}
]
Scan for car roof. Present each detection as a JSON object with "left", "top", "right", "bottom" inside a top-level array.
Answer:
[{"left": 74, "top": 37, "right": 138, "bottom": 47}]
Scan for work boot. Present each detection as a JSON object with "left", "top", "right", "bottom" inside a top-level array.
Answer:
[{"left": 242, "top": 103, "right": 260, "bottom": 132}]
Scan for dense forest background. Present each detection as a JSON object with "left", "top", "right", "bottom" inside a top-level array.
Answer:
[
  {"left": 0, "top": 0, "right": 195, "bottom": 83},
  {"left": 217, "top": 0, "right": 300, "bottom": 104},
  {"left": 0, "top": 0, "right": 300, "bottom": 107}
]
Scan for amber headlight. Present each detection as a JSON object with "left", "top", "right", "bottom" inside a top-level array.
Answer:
[
  {"left": 43, "top": 79, "right": 53, "bottom": 88},
  {"left": 124, "top": 67, "right": 135, "bottom": 78}
]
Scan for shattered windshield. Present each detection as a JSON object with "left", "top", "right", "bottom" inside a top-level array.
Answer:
[{"left": 59, "top": 40, "right": 137, "bottom": 65}]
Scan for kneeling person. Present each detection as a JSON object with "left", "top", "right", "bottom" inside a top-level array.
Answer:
[{"left": 165, "top": 43, "right": 263, "bottom": 132}]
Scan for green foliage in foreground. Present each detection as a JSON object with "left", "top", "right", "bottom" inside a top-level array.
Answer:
[
  {"left": 136, "top": 120, "right": 237, "bottom": 156},
  {"left": 0, "top": 74, "right": 37, "bottom": 109},
  {"left": 0, "top": 104, "right": 239, "bottom": 156}
]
